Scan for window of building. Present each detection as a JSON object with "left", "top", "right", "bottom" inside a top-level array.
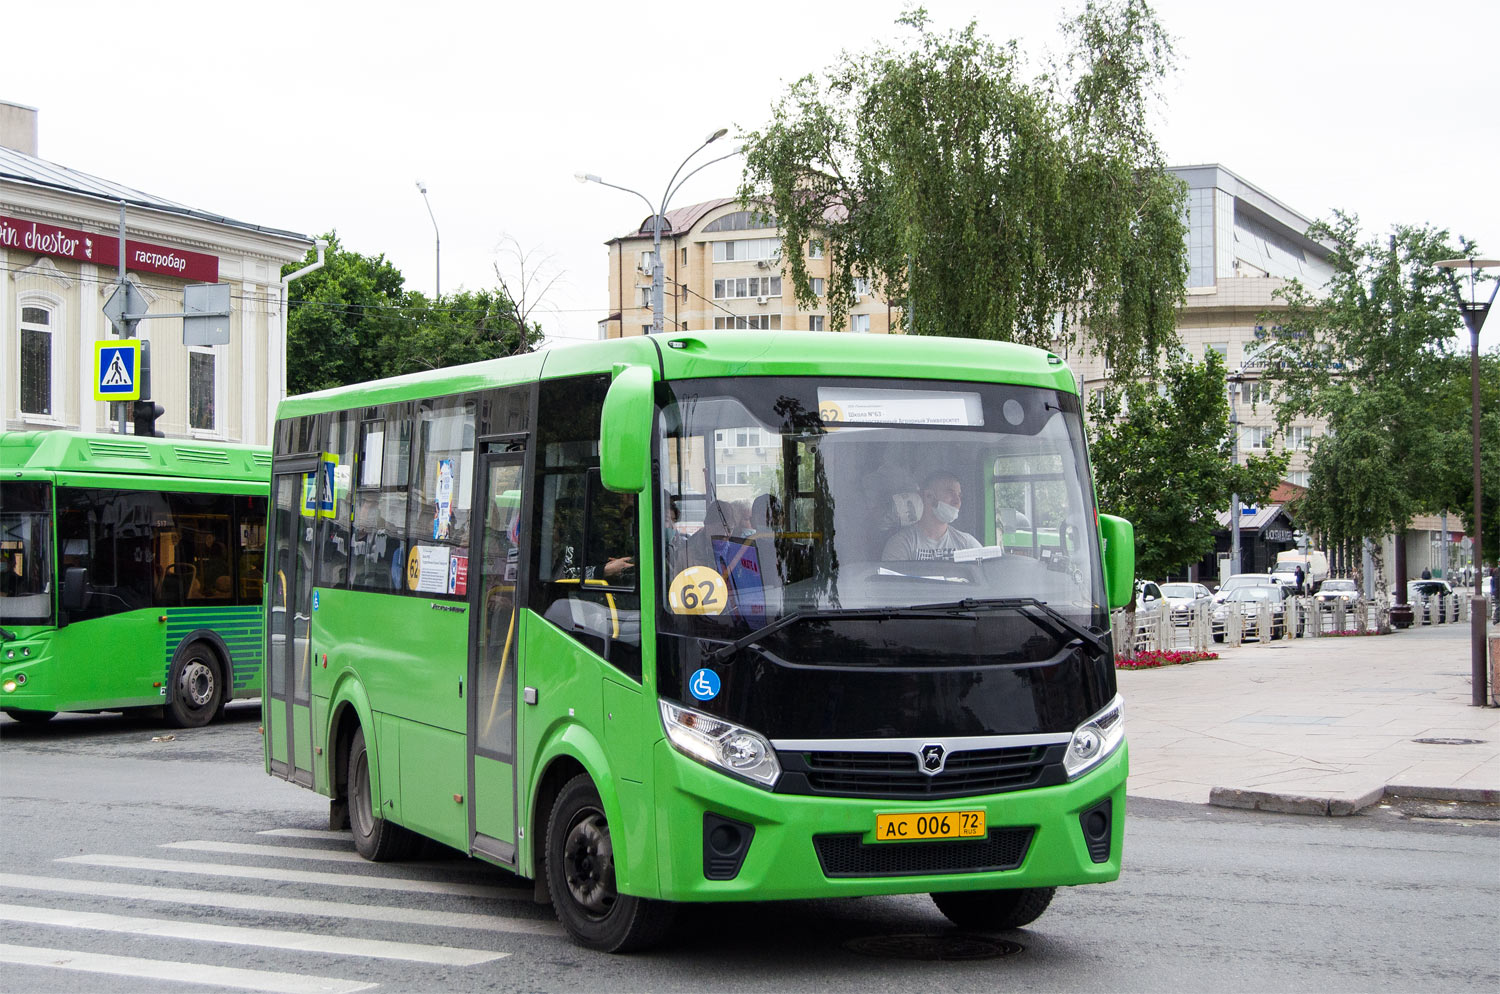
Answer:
[
  {"left": 851, "top": 314, "right": 871, "bottom": 334},
  {"left": 681, "top": 247, "right": 687, "bottom": 265},
  {"left": 852, "top": 277, "right": 870, "bottom": 298},
  {"left": 641, "top": 324, "right": 652, "bottom": 336},
  {"left": 1184, "top": 187, "right": 1215, "bottom": 288},
  {"left": 703, "top": 210, "right": 778, "bottom": 233},
  {"left": 808, "top": 239, "right": 824, "bottom": 259},
  {"left": 1289, "top": 426, "right": 1315, "bottom": 451},
  {"left": 638, "top": 250, "right": 653, "bottom": 272},
  {"left": 713, "top": 276, "right": 783, "bottom": 299},
  {"left": 808, "top": 315, "right": 825, "bottom": 332},
  {"left": 1287, "top": 471, "right": 1309, "bottom": 487},
  {"left": 1246, "top": 381, "right": 1276, "bottom": 406},
  {"left": 713, "top": 315, "right": 782, "bottom": 331},
  {"left": 637, "top": 287, "right": 651, "bottom": 307},
  {"left": 1205, "top": 342, "right": 1229, "bottom": 363},
  {"left": 188, "top": 349, "right": 218, "bottom": 433},
  {"left": 712, "top": 238, "right": 782, "bottom": 263},
  {"left": 810, "top": 278, "right": 825, "bottom": 297},
  {"left": 1245, "top": 426, "right": 1273, "bottom": 450},
  {"left": 19, "top": 303, "right": 57, "bottom": 418}
]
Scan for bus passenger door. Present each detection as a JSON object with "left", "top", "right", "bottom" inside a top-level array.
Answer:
[
  {"left": 267, "top": 462, "right": 318, "bottom": 788},
  {"left": 467, "top": 446, "right": 527, "bottom": 864}
]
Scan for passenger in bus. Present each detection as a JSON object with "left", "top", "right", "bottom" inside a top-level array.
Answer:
[
  {"left": 881, "top": 471, "right": 982, "bottom": 562},
  {"left": 198, "top": 532, "right": 231, "bottom": 598}
]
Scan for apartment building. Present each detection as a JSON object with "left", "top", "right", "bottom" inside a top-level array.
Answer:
[{"left": 598, "top": 199, "right": 896, "bottom": 338}]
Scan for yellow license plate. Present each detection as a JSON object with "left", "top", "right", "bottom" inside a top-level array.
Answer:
[{"left": 875, "top": 810, "right": 986, "bottom": 843}]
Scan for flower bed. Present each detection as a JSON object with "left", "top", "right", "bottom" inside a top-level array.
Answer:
[{"left": 1115, "top": 648, "right": 1218, "bottom": 670}]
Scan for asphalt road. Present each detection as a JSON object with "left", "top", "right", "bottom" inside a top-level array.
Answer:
[{"left": 1, "top": 706, "right": 1495, "bottom": 993}]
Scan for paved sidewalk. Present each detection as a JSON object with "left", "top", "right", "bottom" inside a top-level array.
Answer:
[{"left": 1118, "top": 617, "right": 1500, "bottom": 814}]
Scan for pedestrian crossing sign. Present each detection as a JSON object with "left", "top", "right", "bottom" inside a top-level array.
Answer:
[{"left": 94, "top": 341, "right": 141, "bottom": 401}]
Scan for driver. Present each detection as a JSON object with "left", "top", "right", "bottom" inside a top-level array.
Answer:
[{"left": 881, "top": 472, "right": 982, "bottom": 561}]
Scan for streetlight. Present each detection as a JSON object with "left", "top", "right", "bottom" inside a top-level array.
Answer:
[
  {"left": 1227, "top": 369, "right": 1245, "bottom": 580},
  {"left": 416, "top": 180, "right": 440, "bottom": 298},
  {"left": 577, "top": 128, "right": 737, "bottom": 334},
  {"left": 1434, "top": 256, "right": 1498, "bottom": 707}
]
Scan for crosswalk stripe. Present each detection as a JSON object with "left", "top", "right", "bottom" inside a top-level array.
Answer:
[
  {"left": 0, "top": 941, "right": 374, "bottom": 994},
  {"left": 0, "top": 872, "right": 561, "bottom": 936},
  {"left": 258, "top": 828, "right": 354, "bottom": 840},
  {"left": 0, "top": 902, "right": 504, "bottom": 965},
  {"left": 164, "top": 840, "right": 368, "bottom": 863},
  {"left": 60, "top": 855, "right": 531, "bottom": 900}
]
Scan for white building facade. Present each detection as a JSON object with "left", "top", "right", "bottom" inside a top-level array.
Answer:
[{"left": 1, "top": 102, "right": 310, "bottom": 446}]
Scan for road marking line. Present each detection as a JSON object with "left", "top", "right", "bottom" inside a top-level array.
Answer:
[
  {"left": 0, "top": 902, "right": 503, "bottom": 965},
  {"left": 59, "top": 855, "right": 531, "bottom": 900},
  {"left": 0, "top": 941, "right": 374, "bottom": 994},
  {"left": 258, "top": 828, "right": 354, "bottom": 840},
  {"left": 164, "top": 840, "right": 367, "bottom": 863},
  {"left": 0, "top": 872, "right": 561, "bottom": 936}
]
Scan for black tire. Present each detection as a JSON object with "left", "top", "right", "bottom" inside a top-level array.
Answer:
[
  {"left": 545, "top": 773, "right": 674, "bottom": 952},
  {"left": 1212, "top": 633, "right": 1224, "bottom": 643},
  {"left": 164, "top": 643, "right": 224, "bottom": 728},
  {"left": 3, "top": 709, "right": 56, "bottom": 725},
  {"left": 347, "top": 726, "right": 420, "bottom": 861},
  {"left": 931, "top": 887, "right": 1056, "bottom": 930}
]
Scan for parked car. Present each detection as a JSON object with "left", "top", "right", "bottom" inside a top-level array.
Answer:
[
  {"left": 1160, "top": 581, "right": 1212, "bottom": 625},
  {"left": 1315, "top": 578, "right": 1360, "bottom": 605},
  {"left": 1406, "top": 579, "right": 1454, "bottom": 622},
  {"left": 1135, "top": 580, "right": 1165, "bottom": 619},
  {"left": 1211, "top": 573, "right": 1280, "bottom": 605},
  {"left": 1212, "top": 584, "right": 1289, "bottom": 642}
]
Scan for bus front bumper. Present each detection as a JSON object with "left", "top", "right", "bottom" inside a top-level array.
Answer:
[{"left": 648, "top": 740, "right": 1127, "bottom": 902}]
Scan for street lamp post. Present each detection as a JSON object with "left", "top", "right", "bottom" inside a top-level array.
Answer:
[
  {"left": 1227, "top": 370, "right": 1245, "bottom": 579},
  {"left": 416, "top": 181, "right": 440, "bottom": 298},
  {"left": 1434, "top": 257, "right": 1498, "bottom": 707},
  {"left": 577, "top": 128, "right": 735, "bottom": 335}
]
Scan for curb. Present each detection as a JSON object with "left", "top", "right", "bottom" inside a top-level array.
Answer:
[
  {"left": 1207, "top": 783, "right": 1499, "bottom": 816},
  {"left": 1208, "top": 785, "right": 1386, "bottom": 817}
]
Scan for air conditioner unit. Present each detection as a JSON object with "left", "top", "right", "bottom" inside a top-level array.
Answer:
[
  {"left": 756, "top": 259, "right": 771, "bottom": 269},
  {"left": 756, "top": 295, "right": 769, "bottom": 305}
]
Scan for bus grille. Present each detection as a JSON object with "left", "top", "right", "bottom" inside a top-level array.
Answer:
[
  {"left": 813, "top": 828, "right": 1034, "bottom": 878},
  {"left": 174, "top": 446, "right": 231, "bottom": 464},
  {"left": 783, "top": 746, "right": 1054, "bottom": 798}
]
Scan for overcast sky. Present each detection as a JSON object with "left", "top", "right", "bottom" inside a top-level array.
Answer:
[{"left": 5, "top": 0, "right": 1497, "bottom": 351}]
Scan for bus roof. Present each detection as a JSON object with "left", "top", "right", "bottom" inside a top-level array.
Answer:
[
  {"left": 275, "top": 332, "right": 1079, "bottom": 419},
  {"left": 0, "top": 430, "right": 270, "bottom": 483}
]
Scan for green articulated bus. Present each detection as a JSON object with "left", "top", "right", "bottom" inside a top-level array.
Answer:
[
  {"left": 265, "top": 331, "right": 1135, "bottom": 952},
  {"left": 1, "top": 430, "right": 270, "bottom": 726}
]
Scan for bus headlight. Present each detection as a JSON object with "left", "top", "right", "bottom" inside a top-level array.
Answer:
[
  {"left": 1063, "top": 696, "right": 1125, "bottom": 780},
  {"left": 660, "top": 700, "right": 781, "bottom": 788}
]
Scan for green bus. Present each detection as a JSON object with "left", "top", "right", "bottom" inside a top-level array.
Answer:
[
  {"left": 1, "top": 430, "right": 270, "bottom": 726},
  {"left": 265, "top": 331, "right": 1134, "bottom": 952}
]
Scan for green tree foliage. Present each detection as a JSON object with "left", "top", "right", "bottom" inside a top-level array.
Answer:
[
  {"left": 389, "top": 289, "right": 541, "bottom": 377},
  {"left": 1259, "top": 216, "right": 1494, "bottom": 561},
  {"left": 283, "top": 233, "right": 542, "bottom": 395},
  {"left": 738, "top": 1, "right": 1187, "bottom": 376},
  {"left": 1088, "top": 350, "right": 1287, "bottom": 578},
  {"left": 284, "top": 233, "right": 406, "bottom": 394}
]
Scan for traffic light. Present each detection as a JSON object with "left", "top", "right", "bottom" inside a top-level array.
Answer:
[{"left": 132, "top": 399, "right": 165, "bottom": 437}]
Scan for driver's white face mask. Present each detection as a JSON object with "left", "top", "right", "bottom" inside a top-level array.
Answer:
[{"left": 930, "top": 500, "right": 960, "bottom": 525}]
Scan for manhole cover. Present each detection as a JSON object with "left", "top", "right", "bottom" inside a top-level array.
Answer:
[
  {"left": 1412, "top": 737, "right": 1486, "bottom": 745},
  {"left": 844, "top": 933, "right": 1023, "bottom": 961}
]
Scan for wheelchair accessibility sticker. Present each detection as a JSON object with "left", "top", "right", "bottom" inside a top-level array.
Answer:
[
  {"left": 689, "top": 668, "right": 721, "bottom": 701},
  {"left": 312, "top": 590, "right": 320, "bottom": 611}
]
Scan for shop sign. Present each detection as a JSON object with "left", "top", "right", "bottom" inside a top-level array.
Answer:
[{"left": 0, "top": 213, "right": 218, "bottom": 281}]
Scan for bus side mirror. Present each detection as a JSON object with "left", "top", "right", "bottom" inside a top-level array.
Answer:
[
  {"left": 599, "top": 364, "right": 654, "bottom": 494},
  {"left": 1098, "top": 514, "right": 1134, "bottom": 610},
  {"left": 62, "top": 567, "right": 91, "bottom": 613}
]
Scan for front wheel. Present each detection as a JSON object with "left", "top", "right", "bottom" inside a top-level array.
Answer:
[
  {"left": 165, "top": 644, "right": 224, "bottom": 728},
  {"left": 545, "top": 774, "right": 674, "bottom": 952},
  {"left": 931, "top": 887, "right": 1055, "bottom": 930},
  {"left": 347, "top": 726, "right": 420, "bottom": 861}
]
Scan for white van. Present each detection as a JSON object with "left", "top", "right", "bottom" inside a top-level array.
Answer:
[{"left": 1271, "top": 549, "right": 1328, "bottom": 592}]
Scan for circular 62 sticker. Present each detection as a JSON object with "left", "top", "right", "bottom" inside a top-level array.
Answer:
[{"left": 668, "top": 566, "right": 728, "bottom": 615}]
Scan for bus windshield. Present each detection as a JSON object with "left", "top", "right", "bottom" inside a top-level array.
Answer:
[
  {"left": 0, "top": 481, "right": 53, "bottom": 626},
  {"left": 657, "top": 376, "right": 1106, "bottom": 654}
]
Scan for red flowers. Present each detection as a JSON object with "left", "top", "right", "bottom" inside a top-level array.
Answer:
[{"left": 1115, "top": 649, "right": 1218, "bottom": 669}]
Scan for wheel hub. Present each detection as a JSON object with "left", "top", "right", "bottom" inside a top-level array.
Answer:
[
  {"left": 179, "top": 660, "right": 214, "bottom": 708},
  {"left": 562, "top": 810, "right": 616, "bottom": 917}
]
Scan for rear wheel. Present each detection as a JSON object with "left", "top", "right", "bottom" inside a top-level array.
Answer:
[
  {"left": 165, "top": 643, "right": 224, "bottom": 728},
  {"left": 347, "top": 726, "right": 420, "bottom": 861},
  {"left": 931, "top": 887, "right": 1055, "bottom": 930},
  {"left": 545, "top": 773, "right": 674, "bottom": 952},
  {"left": 3, "top": 709, "right": 56, "bottom": 725}
]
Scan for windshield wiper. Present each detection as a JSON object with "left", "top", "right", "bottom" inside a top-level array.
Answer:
[
  {"left": 908, "top": 596, "right": 1110, "bottom": 657},
  {"left": 701, "top": 606, "right": 959, "bottom": 666}
]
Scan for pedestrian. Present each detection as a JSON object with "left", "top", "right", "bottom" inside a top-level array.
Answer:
[
  {"left": 1294, "top": 564, "right": 1305, "bottom": 595},
  {"left": 1420, "top": 566, "right": 1432, "bottom": 580},
  {"left": 1490, "top": 566, "right": 1499, "bottom": 623}
]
